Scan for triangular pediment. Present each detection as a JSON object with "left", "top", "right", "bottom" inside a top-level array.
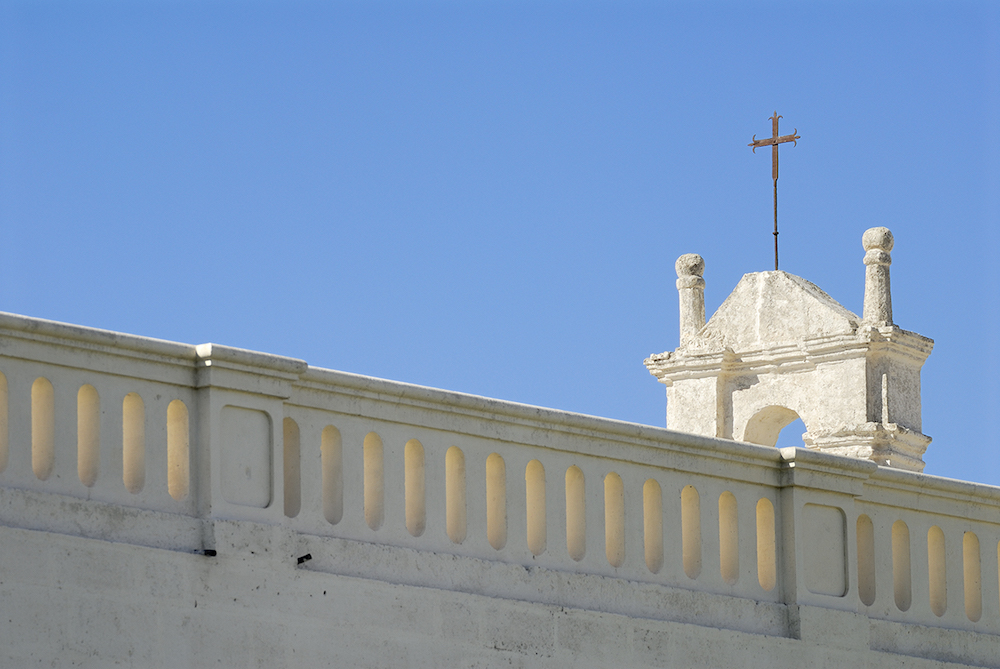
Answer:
[{"left": 698, "top": 271, "right": 859, "bottom": 351}]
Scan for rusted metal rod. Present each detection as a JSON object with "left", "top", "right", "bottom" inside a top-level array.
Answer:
[
  {"left": 773, "top": 179, "right": 778, "bottom": 270},
  {"left": 749, "top": 112, "right": 799, "bottom": 271}
]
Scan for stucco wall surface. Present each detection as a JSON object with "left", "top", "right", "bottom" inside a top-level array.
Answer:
[{"left": 0, "top": 520, "right": 994, "bottom": 669}]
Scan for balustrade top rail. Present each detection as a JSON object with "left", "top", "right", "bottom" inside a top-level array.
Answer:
[{"left": 0, "top": 310, "right": 999, "bottom": 642}]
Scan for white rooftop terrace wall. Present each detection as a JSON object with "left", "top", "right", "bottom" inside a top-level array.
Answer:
[{"left": 0, "top": 311, "right": 998, "bottom": 667}]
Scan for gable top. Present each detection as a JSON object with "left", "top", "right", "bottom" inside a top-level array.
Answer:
[{"left": 699, "top": 270, "right": 859, "bottom": 351}]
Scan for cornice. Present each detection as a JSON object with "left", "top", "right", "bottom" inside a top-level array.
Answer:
[{"left": 646, "top": 325, "right": 932, "bottom": 385}]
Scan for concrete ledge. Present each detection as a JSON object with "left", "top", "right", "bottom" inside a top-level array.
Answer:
[
  {"left": 870, "top": 618, "right": 1000, "bottom": 669},
  {"left": 0, "top": 486, "right": 203, "bottom": 553},
  {"left": 252, "top": 522, "right": 790, "bottom": 638},
  {"left": 0, "top": 310, "right": 197, "bottom": 360}
]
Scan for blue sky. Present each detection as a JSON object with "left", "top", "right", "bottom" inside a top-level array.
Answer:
[{"left": 1, "top": 1, "right": 998, "bottom": 484}]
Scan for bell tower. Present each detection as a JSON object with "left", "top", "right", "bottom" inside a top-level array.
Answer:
[{"left": 644, "top": 227, "right": 933, "bottom": 472}]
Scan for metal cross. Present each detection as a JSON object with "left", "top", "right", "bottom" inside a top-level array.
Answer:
[{"left": 749, "top": 112, "right": 799, "bottom": 270}]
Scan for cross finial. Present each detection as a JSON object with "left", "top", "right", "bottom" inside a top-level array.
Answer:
[{"left": 749, "top": 112, "right": 800, "bottom": 270}]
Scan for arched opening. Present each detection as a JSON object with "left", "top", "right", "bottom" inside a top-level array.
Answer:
[
  {"left": 282, "top": 418, "right": 301, "bottom": 518},
  {"left": 446, "top": 446, "right": 467, "bottom": 544},
  {"left": 32, "top": 377, "right": 55, "bottom": 481},
  {"left": 77, "top": 384, "right": 100, "bottom": 487},
  {"left": 122, "top": 392, "right": 145, "bottom": 493},
  {"left": 775, "top": 417, "right": 807, "bottom": 449},
  {"left": 525, "top": 460, "right": 546, "bottom": 556},
  {"left": 857, "top": 514, "right": 876, "bottom": 606},
  {"left": 718, "top": 491, "right": 739, "bottom": 584},
  {"left": 643, "top": 479, "right": 663, "bottom": 574},
  {"left": 893, "top": 519, "right": 912, "bottom": 611},
  {"left": 681, "top": 484, "right": 701, "bottom": 579},
  {"left": 363, "top": 432, "right": 384, "bottom": 531},
  {"left": 321, "top": 426, "right": 343, "bottom": 525},
  {"left": 405, "top": 439, "right": 425, "bottom": 537},
  {"left": 743, "top": 405, "right": 802, "bottom": 447},
  {"left": 604, "top": 472, "right": 625, "bottom": 568},
  {"left": 565, "top": 466, "right": 586, "bottom": 562},
  {"left": 963, "top": 532, "right": 982, "bottom": 622},
  {"left": 486, "top": 453, "right": 506, "bottom": 550},
  {"left": 756, "top": 498, "right": 776, "bottom": 591},
  {"left": 167, "top": 400, "right": 190, "bottom": 501}
]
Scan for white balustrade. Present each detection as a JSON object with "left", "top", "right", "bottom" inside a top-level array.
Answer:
[{"left": 0, "top": 311, "right": 998, "bottom": 638}]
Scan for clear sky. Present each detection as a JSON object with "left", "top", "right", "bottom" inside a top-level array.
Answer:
[{"left": 1, "top": 1, "right": 998, "bottom": 484}]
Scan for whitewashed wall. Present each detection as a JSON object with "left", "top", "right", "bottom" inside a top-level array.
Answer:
[{"left": 0, "top": 312, "right": 997, "bottom": 668}]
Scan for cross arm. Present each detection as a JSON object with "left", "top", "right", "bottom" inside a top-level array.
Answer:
[
  {"left": 749, "top": 136, "right": 774, "bottom": 150},
  {"left": 748, "top": 131, "right": 800, "bottom": 151}
]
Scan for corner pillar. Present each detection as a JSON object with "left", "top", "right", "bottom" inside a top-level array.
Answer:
[
  {"left": 862, "top": 227, "right": 893, "bottom": 326},
  {"left": 676, "top": 254, "right": 706, "bottom": 346}
]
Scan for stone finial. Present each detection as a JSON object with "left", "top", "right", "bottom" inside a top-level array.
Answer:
[
  {"left": 862, "top": 227, "right": 893, "bottom": 326},
  {"left": 675, "top": 254, "right": 706, "bottom": 346}
]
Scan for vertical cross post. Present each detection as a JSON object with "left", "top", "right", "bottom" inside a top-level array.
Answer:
[{"left": 749, "top": 112, "right": 800, "bottom": 270}]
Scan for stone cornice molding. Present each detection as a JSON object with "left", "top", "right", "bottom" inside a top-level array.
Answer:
[{"left": 645, "top": 325, "right": 933, "bottom": 387}]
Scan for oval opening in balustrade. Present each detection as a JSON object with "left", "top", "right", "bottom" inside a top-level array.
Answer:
[
  {"left": 446, "top": 446, "right": 467, "bottom": 544},
  {"left": 605, "top": 472, "right": 625, "bottom": 568},
  {"left": 719, "top": 491, "right": 739, "bottom": 585},
  {"left": 321, "top": 426, "right": 343, "bottom": 525},
  {"left": 283, "top": 418, "right": 301, "bottom": 518},
  {"left": 122, "top": 392, "right": 145, "bottom": 493},
  {"left": 643, "top": 479, "right": 663, "bottom": 574},
  {"left": 681, "top": 485, "right": 701, "bottom": 580},
  {"left": 927, "top": 525, "right": 947, "bottom": 617},
  {"left": 963, "top": 532, "right": 982, "bottom": 623},
  {"left": 526, "top": 459, "right": 546, "bottom": 556},
  {"left": 0, "top": 371, "right": 9, "bottom": 473},
  {"left": 565, "top": 466, "right": 586, "bottom": 562},
  {"left": 892, "top": 520, "right": 912, "bottom": 612},
  {"left": 32, "top": 377, "right": 55, "bottom": 481},
  {"left": 486, "top": 453, "right": 506, "bottom": 550},
  {"left": 405, "top": 439, "right": 426, "bottom": 537},
  {"left": 167, "top": 400, "right": 190, "bottom": 500},
  {"left": 77, "top": 384, "right": 100, "bottom": 487},
  {"left": 363, "top": 432, "right": 384, "bottom": 530},
  {"left": 756, "top": 498, "right": 776, "bottom": 591},
  {"left": 857, "top": 514, "right": 876, "bottom": 606}
]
